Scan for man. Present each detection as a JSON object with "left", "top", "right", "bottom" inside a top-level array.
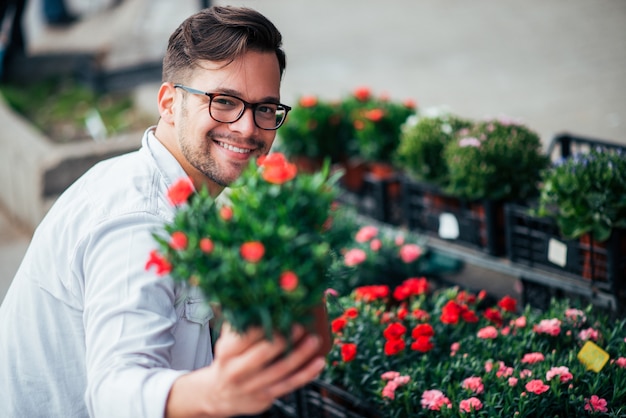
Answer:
[{"left": 0, "top": 6, "right": 328, "bottom": 417}]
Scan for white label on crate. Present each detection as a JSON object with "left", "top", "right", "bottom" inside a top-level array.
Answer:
[
  {"left": 439, "top": 213, "right": 460, "bottom": 239},
  {"left": 547, "top": 238, "right": 567, "bottom": 267}
]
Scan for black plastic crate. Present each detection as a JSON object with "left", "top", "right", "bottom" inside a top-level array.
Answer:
[
  {"left": 505, "top": 203, "right": 626, "bottom": 293},
  {"left": 400, "top": 177, "right": 506, "bottom": 256},
  {"left": 548, "top": 132, "right": 626, "bottom": 161},
  {"left": 268, "top": 380, "right": 381, "bottom": 418},
  {"left": 338, "top": 173, "right": 402, "bottom": 225}
]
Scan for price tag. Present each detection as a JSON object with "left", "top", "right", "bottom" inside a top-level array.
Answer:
[
  {"left": 547, "top": 238, "right": 567, "bottom": 267},
  {"left": 439, "top": 213, "right": 459, "bottom": 239},
  {"left": 577, "top": 340, "right": 609, "bottom": 372}
]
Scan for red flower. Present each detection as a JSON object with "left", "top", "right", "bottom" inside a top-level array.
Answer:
[
  {"left": 354, "top": 285, "right": 389, "bottom": 302},
  {"left": 384, "top": 339, "right": 406, "bottom": 356},
  {"left": 440, "top": 300, "right": 462, "bottom": 325},
  {"left": 240, "top": 241, "right": 265, "bottom": 263},
  {"left": 393, "top": 277, "right": 429, "bottom": 300},
  {"left": 461, "top": 309, "right": 479, "bottom": 323},
  {"left": 341, "top": 343, "right": 357, "bottom": 362},
  {"left": 353, "top": 86, "right": 371, "bottom": 101},
  {"left": 258, "top": 152, "right": 297, "bottom": 184},
  {"left": 364, "top": 108, "right": 385, "bottom": 122},
  {"left": 331, "top": 317, "right": 348, "bottom": 333},
  {"left": 412, "top": 309, "right": 430, "bottom": 321},
  {"left": 199, "top": 238, "right": 214, "bottom": 253},
  {"left": 498, "top": 295, "right": 517, "bottom": 313},
  {"left": 219, "top": 206, "right": 233, "bottom": 221},
  {"left": 169, "top": 231, "right": 188, "bottom": 250},
  {"left": 344, "top": 307, "right": 359, "bottom": 319},
  {"left": 145, "top": 250, "right": 172, "bottom": 276},
  {"left": 411, "top": 336, "right": 434, "bottom": 353},
  {"left": 279, "top": 271, "right": 298, "bottom": 292},
  {"left": 484, "top": 307, "right": 503, "bottom": 327},
  {"left": 167, "top": 177, "right": 194, "bottom": 206},
  {"left": 412, "top": 323, "right": 435, "bottom": 339},
  {"left": 585, "top": 395, "right": 608, "bottom": 413},
  {"left": 299, "top": 95, "right": 318, "bottom": 107},
  {"left": 383, "top": 322, "right": 407, "bottom": 341}
]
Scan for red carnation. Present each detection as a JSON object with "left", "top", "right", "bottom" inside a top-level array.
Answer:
[
  {"left": 279, "top": 271, "right": 299, "bottom": 292},
  {"left": 167, "top": 177, "right": 194, "bottom": 206},
  {"left": 199, "top": 238, "right": 214, "bottom": 254},
  {"left": 384, "top": 339, "right": 406, "bottom": 356},
  {"left": 383, "top": 322, "right": 407, "bottom": 341},
  {"left": 341, "top": 343, "right": 357, "bottom": 362},
  {"left": 169, "top": 231, "right": 188, "bottom": 250},
  {"left": 145, "top": 250, "right": 172, "bottom": 276},
  {"left": 240, "top": 241, "right": 265, "bottom": 263}
]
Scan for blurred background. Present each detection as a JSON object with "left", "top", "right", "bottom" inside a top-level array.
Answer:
[{"left": 1, "top": 0, "right": 625, "bottom": 300}]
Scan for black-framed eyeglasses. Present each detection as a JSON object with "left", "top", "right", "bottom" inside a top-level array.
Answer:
[{"left": 174, "top": 84, "right": 291, "bottom": 130}]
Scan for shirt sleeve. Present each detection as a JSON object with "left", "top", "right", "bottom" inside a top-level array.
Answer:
[{"left": 79, "top": 212, "right": 188, "bottom": 418}]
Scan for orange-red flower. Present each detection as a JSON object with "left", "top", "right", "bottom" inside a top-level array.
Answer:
[
  {"left": 258, "top": 152, "right": 297, "bottom": 184},
  {"left": 169, "top": 231, "right": 188, "bottom": 250},
  {"left": 279, "top": 271, "right": 299, "bottom": 292},
  {"left": 299, "top": 95, "right": 318, "bottom": 107},
  {"left": 199, "top": 238, "right": 214, "bottom": 254},
  {"left": 331, "top": 317, "right": 348, "bottom": 333},
  {"left": 220, "top": 206, "right": 233, "bottom": 221},
  {"left": 240, "top": 241, "right": 265, "bottom": 263},
  {"left": 167, "top": 177, "right": 194, "bottom": 206},
  {"left": 353, "top": 86, "right": 371, "bottom": 101},
  {"left": 364, "top": 108, "right": 385, "bottom": 122},
  {"left": 145, "top": 250, "right": 172, "bottom": 276}
]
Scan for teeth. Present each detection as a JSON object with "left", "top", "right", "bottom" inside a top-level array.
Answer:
[{"left": 217, "top": 141, "right": 251, "bottom": 154}]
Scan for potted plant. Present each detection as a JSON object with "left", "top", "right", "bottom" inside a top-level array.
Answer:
[
  {"left": 341, "top": 86, "right": 417, "bottom": 175},
  {"left": 534, "top": 147, "right": 626, "bottom": 280},
  {"left": 277, "top": 95, "right": 346, "bottom": 172},
  {"left": 146, "top": 153, "right": 341, "bottom": 353},
  {"left": 443, "top": 117, "right": 548, "bottom": 202},
  {"left": 394, "top": 110, "right": 474, "bottom": 188}
]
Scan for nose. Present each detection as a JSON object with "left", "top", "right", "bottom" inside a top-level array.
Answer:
[{"left": 227, "top": 107, "right": 258, "bottom": 137}]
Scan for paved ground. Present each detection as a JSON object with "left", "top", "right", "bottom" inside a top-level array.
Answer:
[{"left": 1, "top": 0, "right": 625, "bottom": 302}]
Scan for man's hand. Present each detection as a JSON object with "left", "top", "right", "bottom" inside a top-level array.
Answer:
[{"left": 165, "top": 324, "right": 326, "bottom": 417}]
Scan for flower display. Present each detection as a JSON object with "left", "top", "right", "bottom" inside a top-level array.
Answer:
[
  {"left": 322, "top": 279, "right": 626, "bottom": 416},
  {"left": 146, "top": 153, "right": 341, "bottom": 338}
]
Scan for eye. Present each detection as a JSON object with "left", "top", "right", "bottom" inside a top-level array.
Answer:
[
  {"left": 256, "top": 104, "right": 278, "bottom": 117},
  {"left": 212, "top": 95, "right": 240, "bottom": 109}
]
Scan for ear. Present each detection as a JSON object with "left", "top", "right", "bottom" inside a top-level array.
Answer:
[{"left": 157, "top": 82, "right": 177, "bottom": 124}]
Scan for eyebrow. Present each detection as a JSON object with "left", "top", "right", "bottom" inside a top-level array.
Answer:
[{"left": 214, "top": 87, "right": 281, "bottom": 104}]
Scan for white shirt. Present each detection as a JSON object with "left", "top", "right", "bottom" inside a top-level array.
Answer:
[{"left": 0, "top": 128, "right": 214, "bottom": 417}]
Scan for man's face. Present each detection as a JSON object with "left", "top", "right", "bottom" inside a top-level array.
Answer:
[{"left": 173, "top": 51, "right": 282, "bottom": 189}]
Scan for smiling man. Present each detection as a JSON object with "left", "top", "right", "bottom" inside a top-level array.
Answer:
[{"left": 0, "top": 6, "right": 327, "bottom": 418}]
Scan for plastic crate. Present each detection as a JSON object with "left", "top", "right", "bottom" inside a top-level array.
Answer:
[
  {"left": 547, "top": 132, "right": 626, "bottom": 161},
  {"left": 338, "top": 173, "right": 402, "bottom": 225},
  {"left": 400, "top": 177, "right": 506, "bottom": 256},
  {"left": 505, "top": 203, "right": 626, "bottom": 293},
  {"left": 268, "top": 380, "right": 381, "bottom": 418}
]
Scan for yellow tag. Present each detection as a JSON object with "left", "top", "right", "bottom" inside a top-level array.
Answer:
[{"left": 577, "top": 341, "right": 610, "bottom": 372}]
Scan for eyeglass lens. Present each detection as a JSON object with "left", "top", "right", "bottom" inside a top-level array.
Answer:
[{"left": 210, "top": 95, "right": 286, "bottom": 130}]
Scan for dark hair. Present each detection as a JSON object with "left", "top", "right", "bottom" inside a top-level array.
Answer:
[{"left": 162, "top": 6, "right": 286, "bottom": 82}]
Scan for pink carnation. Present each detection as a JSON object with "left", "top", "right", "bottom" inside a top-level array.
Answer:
[
  {"left": 525, "top": 379, "right": 550, "bottom": 395},
  {"left": 533, "top": 318, "right": 561, "bottom": 336},
  {"left": 521, "top": 352, "right": 545, "bottom": 364},
  {"left": 585, "top": 395, "right": 608, "bottom": 413},
  {"left": 578, "top": 327, "right": 600, "bottom": 342},
  {"left": 615, "top": 357, "right": 626, "bottom": 368},
  {"left": 459, "top": 397, "right": 483, "bottom": 413},
  {"left": 420, "top": 389, "right": 452, "bottom": 411},
  {"left": 461, "top": 376, "right": 484, "bottom": 394},
  {"left": 546, "top": 366, "right": 573, "bottom": 383},
  {"left": 512, "top": 315, "right": 527, "bottom": 328},
  {"left": 344, "top": 248, "right": 367, "bottom": 266},
  {"left": 381, "top": 371, "right": 400, "bottom": 381},
  {"left": 508, "top": 377, "right": 518, "bottom": 387},
  {"left": 355, "top": 225, "right": 378, "bottom": 243},
  {"left": 565, "top": 308, "right": 586, "bottom": 324},
  {"left": 477, "top": 326, "right": 498, "bottom": 339},
  {"left": 399, "top": 244, "right": 422, "bottom": 263}
]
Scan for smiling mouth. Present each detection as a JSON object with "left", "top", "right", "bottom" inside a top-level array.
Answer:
[{"left": 216, "top": 141, "right": 252, "bottom": 154}]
